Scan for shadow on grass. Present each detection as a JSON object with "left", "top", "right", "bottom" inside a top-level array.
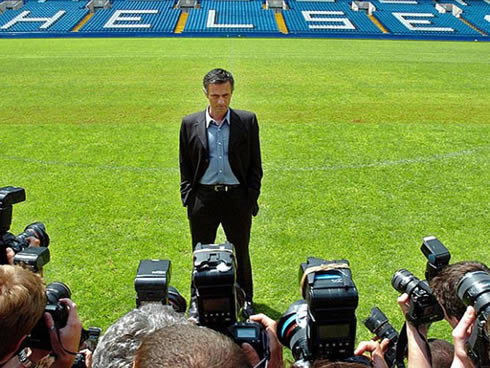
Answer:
[{"left": 253, "top": 302, "right": 283, "bottom": 321}]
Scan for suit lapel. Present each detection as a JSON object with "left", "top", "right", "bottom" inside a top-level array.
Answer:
[
  {"left": 195, "top": 111, "right": 208, "bottom": 152},
  {"left": 228, "top": 108, "right": 243, "bottom": 152}
]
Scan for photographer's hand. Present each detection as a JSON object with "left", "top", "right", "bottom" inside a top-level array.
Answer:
[
  {"left": 45, "top": 298, "right": 82, "bottom": 368},
  {"left": 6, "top": 247, "right": 15, "bottom": 264},
  {"left": 354, "top": 338, "right": 390, "bottom": 368},
  {"left": 241, "top": 313, "right": 284, "bottom": 368},
  {"left": 397, "top": 294, "right": 431, "bottom": 368},
  {"left": 450, "top": 306, "right": 475, "bottom": 368}
]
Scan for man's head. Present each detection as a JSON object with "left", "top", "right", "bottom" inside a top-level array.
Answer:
[
  {"left": 428, "top": 338, "right": 454, "bottom": 368},
  {"left": 430, "top": 261, "right": 489, "bottom": 326},
  {"left": 91, "top": 304, "right": 190, "bottom": 368},
  {"left": 0, "top": 265, "right": 46, "bottom": 361},
  {"left": 133, "top": 324, "right": 251, "bottom": 368},
  {"left": 203, "top": 68, "right": 234, "bottom": 121}
]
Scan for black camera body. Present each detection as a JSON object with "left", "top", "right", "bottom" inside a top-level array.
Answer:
[
  {"left": 135, "top": 259, "right": 186, "bottom": 313},
  {"left": 421, "top": 236, "right": 450, "bottom": 282},
  {"left": 26, "top": 282, "right": 71, "bottom": 350},
  {"left": 392, "top": 269, "right": 444, "bottom": 326},
  {"left": 457, "top": 271, "right": 490, "bottom": 368},
  {"left": 363, "top": 307, "right": 399, "bottom": 368},
  {"left": 228, "top": 321, "right": 270, "bottom": 362},
  {"left": 301, "top": 258, "right": 358, "bottom": 360},
  {"left": 193, "top": 242, "right": 239, "bottom": 328},
  {"left": 278, "top": 258, "right": 359, "bottom": 364},
  {"left": 0, "top": 186, "right": 50, "bottom": 268},
  {"left": 192, "top": 243, "right": 269, "bottom": 364}
]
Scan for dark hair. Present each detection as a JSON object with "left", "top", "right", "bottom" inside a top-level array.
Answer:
[
  {"left": 428, "top": 338, "right": 454, "bottom": 368},
  {"left": 429, "top": 261, "right": 489, "bottom": 321},
  {"left": 134, "top": 324, "right": 251, "bottom": 368},
  {"left": 203, "top": 68, "right": 234, "bottom": 94}
]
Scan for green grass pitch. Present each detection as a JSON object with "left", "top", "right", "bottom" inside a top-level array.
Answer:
[{"left": 1, "top": 38, "right": 489, "bottom": 349}]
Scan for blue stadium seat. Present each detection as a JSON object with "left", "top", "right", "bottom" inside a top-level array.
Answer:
[
  {"left": 185, "top": 1, "right": 278, "bottom": 33},
  {"left": 284, "top": 0, "right": 381, "bottom": 34},
  {"left": 80, "top": 1, "right": 180, "bottom": 33},
  {"left": 371, "top": 0, "right": 480, "bottom": 35},
  {"left": 0, "top": 0, "right": 88, "bottom": 32}
]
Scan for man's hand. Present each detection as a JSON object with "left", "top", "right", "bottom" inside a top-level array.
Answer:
[
  {"left": 354, "top": 338, "right": 390, "bottom": 368},
  {"left": 241, "top": 313, "right": 283, "bottom": 368},
  {"left": 45, "top": 298, "right": 82, "bottom": 368},
  {"left": 397, "top": 294, "right": 431, "bottom": 368},
  {"left": 6, "top": 247, "right": 15, "bottom": 264},
  {"left": 451, "top": 305, "right": 476, "bottom": 368}
]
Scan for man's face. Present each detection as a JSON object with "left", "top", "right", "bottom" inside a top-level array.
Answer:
[{"left": 205, "top": 82, "right": 233, "bottom": 120}]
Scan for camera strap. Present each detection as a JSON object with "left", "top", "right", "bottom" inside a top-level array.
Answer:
[
  {"left": 299, "top": 263, "right": 350, "bottom": 295},
  {"left": 395, "top": 322, "right": 432, "bottom": 368}
]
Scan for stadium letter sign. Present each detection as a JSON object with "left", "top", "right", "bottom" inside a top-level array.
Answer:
[
  {"left": 1, "top": 10, "right": 65, "bottom": 30},
  {"left": 392, "top": 12, "right": 454, "bottom": 32},
  {"left": 206, "top": 10, "right": 253, "bottom": 28},
  {"left": 301, "top": 11, "right": 355, "bottom": 30},
  {"left": 104, "top": 10, "right": 159, "bottom": 29}
]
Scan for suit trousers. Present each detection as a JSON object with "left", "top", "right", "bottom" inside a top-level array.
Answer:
[{"left": 188, "top": 185, "right": 253, "bottom": 300}]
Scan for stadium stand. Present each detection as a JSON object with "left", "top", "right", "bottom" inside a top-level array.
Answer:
[
  {"left": 0, "top": 0, "right": 88, "bottom": 32},
  {"left": 284, "top": 0, "right": 382, "bottom": 34},
  {"left": 79, "top": 0, "right": 180, "bottom": 33},
  {"left": 185, "top": 1, "right": 278, "bottom": 34},
  {"left": 371, "top": 0, "right": 481, "bottom": 36},
  {"left": 0, "top": 0, "right": 487, "bottom": 39}
]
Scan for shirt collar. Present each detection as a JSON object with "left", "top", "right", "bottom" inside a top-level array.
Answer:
[{"left": 206, "top": 107, "right": 230, "bottom": 128}]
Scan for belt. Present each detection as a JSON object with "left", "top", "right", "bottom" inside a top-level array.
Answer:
[{"left": 199, "top": 184, "right": 241, "bottom": 192}]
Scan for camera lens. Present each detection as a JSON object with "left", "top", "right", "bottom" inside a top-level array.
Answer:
[
  {"left": 277, "top": 300, "right": 309, "bottom": 361},
  {"left": 46, "top": 282, "right": 71, "bottom": 304},
  {"left": 457, "top": 271, "right": 490, "bottom": 315},
  {"left": 23, "top": 222, "right": 50, "bottom": 247},
  {"left": 391, "top": 269, "right": 420, "bottom": 295}
]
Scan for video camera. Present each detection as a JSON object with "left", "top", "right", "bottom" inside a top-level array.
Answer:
[
  {"left": 391, "top": 236, "right": 449, "bottom": 326},
  {"left": 134, "top": 259, "right": 187, "bottom": 312},
  {"left": 277, "top": 258, "right": 359, "bottom": 366},
  {"left": 192, "top": 242, "right": 270, "bottom": 364},
  {"left": 0, "top": 186, "right": 50, "bottom": 271},
  {"left": 457, "top": 271, "right": 490, "bottom": 368},
  {"left": 363, "top": 307, "right": 399, "bottom": 368}
]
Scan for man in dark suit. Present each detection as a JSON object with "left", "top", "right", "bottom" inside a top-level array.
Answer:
[{"left": 179, "top": 68, "right": 262, "bottom": 318}]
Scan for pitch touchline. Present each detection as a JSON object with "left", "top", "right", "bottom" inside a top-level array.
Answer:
[{"left": 0, "top": 147, "right": 486, "bottom": 173}]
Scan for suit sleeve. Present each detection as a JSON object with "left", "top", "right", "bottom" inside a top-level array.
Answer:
[
  {"left": 247, "top": 113, "right": 263, "bottom": 207},
  {"left": 179, "top": 119, "right": 193, "bottom": 207}
]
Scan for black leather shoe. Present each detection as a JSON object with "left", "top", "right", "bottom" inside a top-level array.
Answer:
[
  {"left": 242, "top": 301, "right": 256, "bottom": 319},
  {"left": 188, "top": 299, "right": 199, "bottom": 323}
]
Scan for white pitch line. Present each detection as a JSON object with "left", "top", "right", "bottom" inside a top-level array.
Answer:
[{"left": 0, "top": 147, "right": 487, "bottom": 173}]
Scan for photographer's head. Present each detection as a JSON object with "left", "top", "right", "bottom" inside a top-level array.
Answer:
[
  {"left": 92, "top": 304, "right": 190, "bottom": 368},
  {"left": 0, "top": 264, "right": 46, "bottom": 362},
  {"left": 133, "top": 324, "right": 251, "bottom": 368},
  {"left": 429, "top": 261, "right": 489, "bottom": 326}
]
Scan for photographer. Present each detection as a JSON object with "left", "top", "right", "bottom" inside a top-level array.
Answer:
[
  {"left": 0, "top": 265, "right": 82, "bottom": 368},
  {"left": 429, "top": 262, "right": 488, "bottom": 328},
  {"left": 92, "top": 304, "right": 191, "bottom": 368}
]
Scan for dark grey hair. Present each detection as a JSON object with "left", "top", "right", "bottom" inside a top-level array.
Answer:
[
  {"left": 91, "top": 304, "right": 190, "bottom": 368},
  {"left": 203, "top": 68, "right": 234, "bottom": 94}
]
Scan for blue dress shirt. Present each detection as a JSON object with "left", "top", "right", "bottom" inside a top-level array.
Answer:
[{"left": 199, "top": 108, "right": 240, "bottom": 185}]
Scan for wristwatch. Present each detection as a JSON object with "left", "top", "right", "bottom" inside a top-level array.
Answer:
[{"left": 17, "top": 349, "right": 34, "bottom": 368}]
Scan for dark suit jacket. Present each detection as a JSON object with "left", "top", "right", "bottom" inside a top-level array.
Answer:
[{"left": 179, "top": 108, "right": 263, "bottom": 213}]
